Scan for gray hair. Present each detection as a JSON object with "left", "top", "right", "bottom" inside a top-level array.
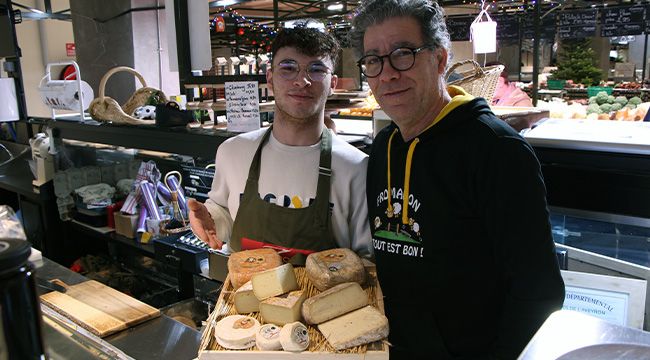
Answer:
[{"left": 349, "top": 0, "right": 450, "bottom": 57}]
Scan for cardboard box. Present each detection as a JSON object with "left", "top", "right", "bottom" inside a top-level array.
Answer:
[{"left": 113, "top": 212, "right": 139, "bottom": 239}]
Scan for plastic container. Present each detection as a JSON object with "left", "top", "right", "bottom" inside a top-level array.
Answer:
[
  {"left": 587, "top": 86, "right": 614, "bottom": 97},
  {"left": 547, "top": 79, "right": 566, "bottom": 90},
  {"left": 0, "top": 239, "right": 46, "bottom": 359}
]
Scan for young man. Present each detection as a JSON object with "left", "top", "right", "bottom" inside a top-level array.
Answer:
[
  {"left": 350, "top": 0, "right": 565, "bottom": 358},
  {"left": 188, "top": 27, "right": 372, "bottom": 264}
]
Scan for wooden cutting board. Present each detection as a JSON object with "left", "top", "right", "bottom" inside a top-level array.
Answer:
[{"left": 40, "top": 280, "right": 160, "bottom": 337}]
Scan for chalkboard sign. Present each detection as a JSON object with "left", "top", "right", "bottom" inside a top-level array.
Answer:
[
  {"left": 522, "top": 13, "right": 556, "bottom": 40},
  {"left": 646, "top": 5, "right": 650, "bottom": 33},
  {"left": 600, "top": 6, "right": 645, "bottom": 37},
  {"left": 557, "top": 9, "right": 597, "bottom": 39},
  {"left": 446, "top": 16, "right": 474, "bottom": 42},
  {"left": 492, "top": 14, "right": 520, "bottom": 42}
]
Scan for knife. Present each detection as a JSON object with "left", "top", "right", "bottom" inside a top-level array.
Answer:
[{"left": 35, "top": 277, "right": 68, "bottom": 293}]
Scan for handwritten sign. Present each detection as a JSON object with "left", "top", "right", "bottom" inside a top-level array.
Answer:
[
  {"left": 522, "top": 13, "right": 556, "bottom": 40},
  {"left": 226, "top": 81, "right": 261, "bottom": 133},
  {"left": 601, "top": 6, "right": 645, "bottom": 37},
  {"left": 492, "top": 14, "right": 520, "bottom": 42},
  {"left": 446, "top": 16, "right": 474, "bottom": 42},
  {"left": 557, "top": 9, "right": 597, "bottom": 39}
]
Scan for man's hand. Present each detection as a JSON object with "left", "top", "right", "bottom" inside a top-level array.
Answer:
[{"left": 187, "top": 198, "right": 222, "bottom": 249}]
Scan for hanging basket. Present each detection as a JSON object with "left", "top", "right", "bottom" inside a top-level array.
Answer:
[
  {"left": 445, "top": 59, "right": 504, "bottom": 104},
  {"left": 88, "top": 66, "right": 167, "bottom": 125}
]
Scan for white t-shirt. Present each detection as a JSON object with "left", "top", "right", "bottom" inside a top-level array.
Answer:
[{"left": 205, "top": 128, "right": 373, "bottom": 258}]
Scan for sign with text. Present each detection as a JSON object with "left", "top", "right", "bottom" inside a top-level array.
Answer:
[
  {"left": 557, "top": 9, "right": 597, "bottom": 39},
  {"left": 563, "top": 285, "right": 629, "bottom": 326},
  {"left": 522, "top": 13, "right": 556, "bottom": 40},
  {"left": 225, "top": 81, "right": 261, "bottom": 132},
  {"left": 601, "top": 6, "right": 645, "bottom": 37},
  {"left": 66, "top": 43, "right": 75, "bottom": 57},
  {"left": 493, "top": 14, "right": 520, "bottom": 42},
  {"left": 446, "top": 16, "right": 474, "bottom": 42}
]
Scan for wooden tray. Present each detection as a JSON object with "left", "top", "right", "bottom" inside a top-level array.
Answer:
[
  {"left": 198, "top": 264, "right": 389, "bottom": 359},
  {"left": 39, "top": 279, "right": 160, "bottom": 338}
]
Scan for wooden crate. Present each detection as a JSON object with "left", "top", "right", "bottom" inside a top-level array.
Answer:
[{"left": 198, "top": 264, "right": 389, "bottom": 359}]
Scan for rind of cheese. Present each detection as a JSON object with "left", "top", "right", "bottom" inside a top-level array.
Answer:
[
  {"left": 260, "top": 290, "right": 306, "bottom": 326},
  {"left": 227, "top": 248, "right": 283, "bottom": 289},
  {"left": 214, "top": 315, "right": 260, "bottom": 350},
  {"left": 234, "top": 280, "right": 259, "bottom": 314},
  {"left": 251, "top": 263, "right": 299, "bottom": 300},
  {"left": 317, "top": 305, "right": 389, "bottom": 350},
  {"left": 305, "top": 248, "right": 366, "bottom": 291},
  {"left": 301, "top": 282, "right": 368, "bottom": 324},
  {"left": 255, "top": 323, "right": 282, "bottom": 350},
  {"left": 279, "top": 321, "right": 310, "bottom": 352}
]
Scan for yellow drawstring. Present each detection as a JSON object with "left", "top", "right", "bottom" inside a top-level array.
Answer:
[
  {"left": 386, "top": 128, "right": 399, "bottom": 216},
  {"left": 402, "top": 138, "right": 419, "bottom": 225}
]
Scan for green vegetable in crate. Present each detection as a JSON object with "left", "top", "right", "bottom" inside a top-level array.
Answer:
[
  {"left": 610, "top": 103, "right": 623, "bottom": 112},
  {"left": 626, "top": 103, "right": 637, "bottom": 110},
  {"left": 614, "top": 96, "right": 628, "bottom": 106},
  {"left": 587, "top": 103, "right": 602, "bottom": 114},
  {"left": 607, "top": 95, "right": 615, "bottom": 104},
  {"left": 599, "top": 103, "right": 612, "bottom": 113},
  {"left": 588, "top": 96, "right": 598, "bottom": 105},
  {"left": 596, "top": 91, "right": 610, "bottom": 105},
  {"left": 628, "top": 96, "right": 642, "bottom": 106}
]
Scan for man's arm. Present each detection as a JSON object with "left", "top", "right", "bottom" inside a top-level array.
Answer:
[{"left": 480, "top": 136, "right": 565, "bottom": 359}]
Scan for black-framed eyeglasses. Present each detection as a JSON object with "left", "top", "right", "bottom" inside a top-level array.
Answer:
[
  {"left": 357, "top": 46, "right": 429, "bottom": 78},
  {"left": 275, "top": 60, "right": 332, "bottom": 82}
]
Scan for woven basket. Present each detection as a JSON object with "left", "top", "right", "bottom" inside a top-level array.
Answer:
[
  {"left": 446, "top": 60, "right": 504, "bottom": 104},
  {"left": 88, "top": 66, "right": 167, "bottom": 125}
]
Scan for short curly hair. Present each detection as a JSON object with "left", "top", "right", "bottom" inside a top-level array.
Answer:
[
  {"left": 349, "top": 0, "right": 450, "bottom": 58},
  {"left": 271, "top": 27, "right": 340, "bottom": 67}
]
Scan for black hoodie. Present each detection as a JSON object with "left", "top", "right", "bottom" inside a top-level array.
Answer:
[{"left": 366, "top": 88, "right": 565, "bottom": 360}]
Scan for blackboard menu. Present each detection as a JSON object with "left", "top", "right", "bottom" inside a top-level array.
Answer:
[
  {"left": 446, "top": 16, "right": 474, "bottom": 42},
  {"left": 492, "top": 14, "right": 520, "bottom": 42},
  {"left": 557, "top": 9, "right": 597, "bottom": 39},
  {"left": 522, "top": 13, "right": 556, "bottom": 40},
  {"left": 601, "top": 6, "right": 645, "bottom": 37}
]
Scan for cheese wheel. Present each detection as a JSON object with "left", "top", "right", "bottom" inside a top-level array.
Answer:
[
  {"left": 302, "top": 282, "right": 368, "bottom": 324},
  {"left": 305, "top": 248, "right": 366, "bottom": 291},
  {"left": 279, "top": 322, "right": 310, "bottom": 352},
  {"left": 227, "top": 249, "right": 283, "bottom": 289},
  {"left": 256, "top": 323, "right": 282, "bottom": 350},
  {"left": 214, "top": 315, "right": 260, "bottom": 350}
]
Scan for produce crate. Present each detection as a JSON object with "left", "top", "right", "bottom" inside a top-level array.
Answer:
[
  {"left": 198, "top": 263, "right": 389, "bottom": 359},
  {"left": 587, "top": 86, "right": 613, "bottom": 97},
  {"left": 547, "top": 79, "right": 566, "bottom": 90}
]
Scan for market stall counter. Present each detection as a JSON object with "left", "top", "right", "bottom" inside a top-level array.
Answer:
[{"left": 35, "top": 256, "right": 201, "bottom": 359}]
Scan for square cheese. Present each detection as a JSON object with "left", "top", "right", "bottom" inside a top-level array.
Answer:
[
  {"left": 234, "top": 280, "right": 259, "bottom": 314},
  {"left": 227, "top": 249, "right": 283, "bottom": 289},
  {"left": 251, "top": 263, "right": 299, "bottom": 300},
  {"left": 260, "top": 290, "right": 306, "bottom": 326},
  {"left": 318, "top": 305, "right": 389, "bottom": 350},
  {"left": 301, "top": 282, "right": 368, "bottom": 324}
]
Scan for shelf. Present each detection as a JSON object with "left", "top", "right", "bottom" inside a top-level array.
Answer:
[{"left": 26, "top": 117, "right": 237, "bottom": 160}]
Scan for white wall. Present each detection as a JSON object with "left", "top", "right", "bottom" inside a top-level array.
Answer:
[{"left": 14, "top": 0, "right": 75, "bottom": 117}]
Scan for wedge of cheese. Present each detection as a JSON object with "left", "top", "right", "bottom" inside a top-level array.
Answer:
[
  {"left": 279, "top": 321, "right": 310, "bottom": 352},
  {"left": 251, "top": 263, "right": 298, "bottom": 300},
  {"left": 260, "top": 290, "right": 306, "bottom": 326},
  {"left": 317, "top": 305, "right": 389, "bottom": 350},
  {"left": 227, "top": 248, "right": 282, "bottom": 289},
  {"left": 301, "top": 282, "right": 368, "bottom": 324},
  {"left": 214, "top": 315, "right": 260, "bottom": 350},
  {"left": 305, "top": 248, "right": 366, "bottom": 291},
  {"left": 234, "top": 280, "right": 259, "bottom": 314}
]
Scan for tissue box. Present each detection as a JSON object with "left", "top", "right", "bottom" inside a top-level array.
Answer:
[{"left": 114, "top": 212, "right": 139, "bottom": 239}]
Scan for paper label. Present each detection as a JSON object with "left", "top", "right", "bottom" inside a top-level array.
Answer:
[
  {"left": 563, "top": 286, "right": 629, "bottom": 326},
  {"left": 226, "top": 81, "right": 261, "bottom": 133}
]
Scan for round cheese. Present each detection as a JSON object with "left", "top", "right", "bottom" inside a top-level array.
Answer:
[
  {"left": 256, "top": 323, "right": 282, "bottom": 350},
  {"left": 214, "top": 315, "right": 260, "bottom": 350},
  {"left": 279, "top": 321, "right": 309, "bottom": 352},
  {"left": 305, "top": 248, "right": 366, "bottom": 291},
  {"left": 227, "top": 249, "right": 283, "bottom": 289}
]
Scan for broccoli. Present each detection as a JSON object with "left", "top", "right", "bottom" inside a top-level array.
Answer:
[
  {"left": 588, "top": 96, "right": 598, "bottom": 105},
  {"left": 599, "top": 103, "right": 613, "bottom": 113},
  {"left": 626, "top": 103, "right": 637, "bottom": 110},
  {"left": 607, "top": 95, "right": 616, "bottom": 104},
  {"left": 587, "top": 103, "right": 602, "bottom": 114},
  {"left": 610, "top": 103, "right": 623, "bottom": 112},
  {"left": 596, "top": 91, "right": 610, "bottom": 105},
  {"left": 628, "top": 96, "right": 642, "bottom": 106},
  {"left": 614, "top": 96, "right": 628, "bottom": 106}
]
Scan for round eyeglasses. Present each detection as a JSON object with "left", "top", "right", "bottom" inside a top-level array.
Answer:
[
  {"left": 357, "top": 46, "right": 429, "bottom": 78},
  {"left": 275, "top": 60, "right": 332, "bottom": 82}
]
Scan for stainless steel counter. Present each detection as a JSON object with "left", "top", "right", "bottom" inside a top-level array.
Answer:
[
  {"left": 35, "top": 257, "right": 202, "bottom": 360},
  {"left": 519, "top": 310, "right": 650, "bottom": 360}
]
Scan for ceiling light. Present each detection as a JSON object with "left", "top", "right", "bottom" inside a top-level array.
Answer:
[{"left": 327, "top": 3, "right": 344, "bottom": 11}]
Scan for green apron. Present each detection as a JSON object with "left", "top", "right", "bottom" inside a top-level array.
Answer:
[{"left": 229, "top": 126, "right": 337, "bottom": 265}]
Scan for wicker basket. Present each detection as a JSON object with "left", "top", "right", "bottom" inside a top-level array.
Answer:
[
  {"left": 446, "top": 59, "right": 504, "bottom": 104},
  {"left": 88, "top": 66, "right": 167, "bottom": 125}
]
